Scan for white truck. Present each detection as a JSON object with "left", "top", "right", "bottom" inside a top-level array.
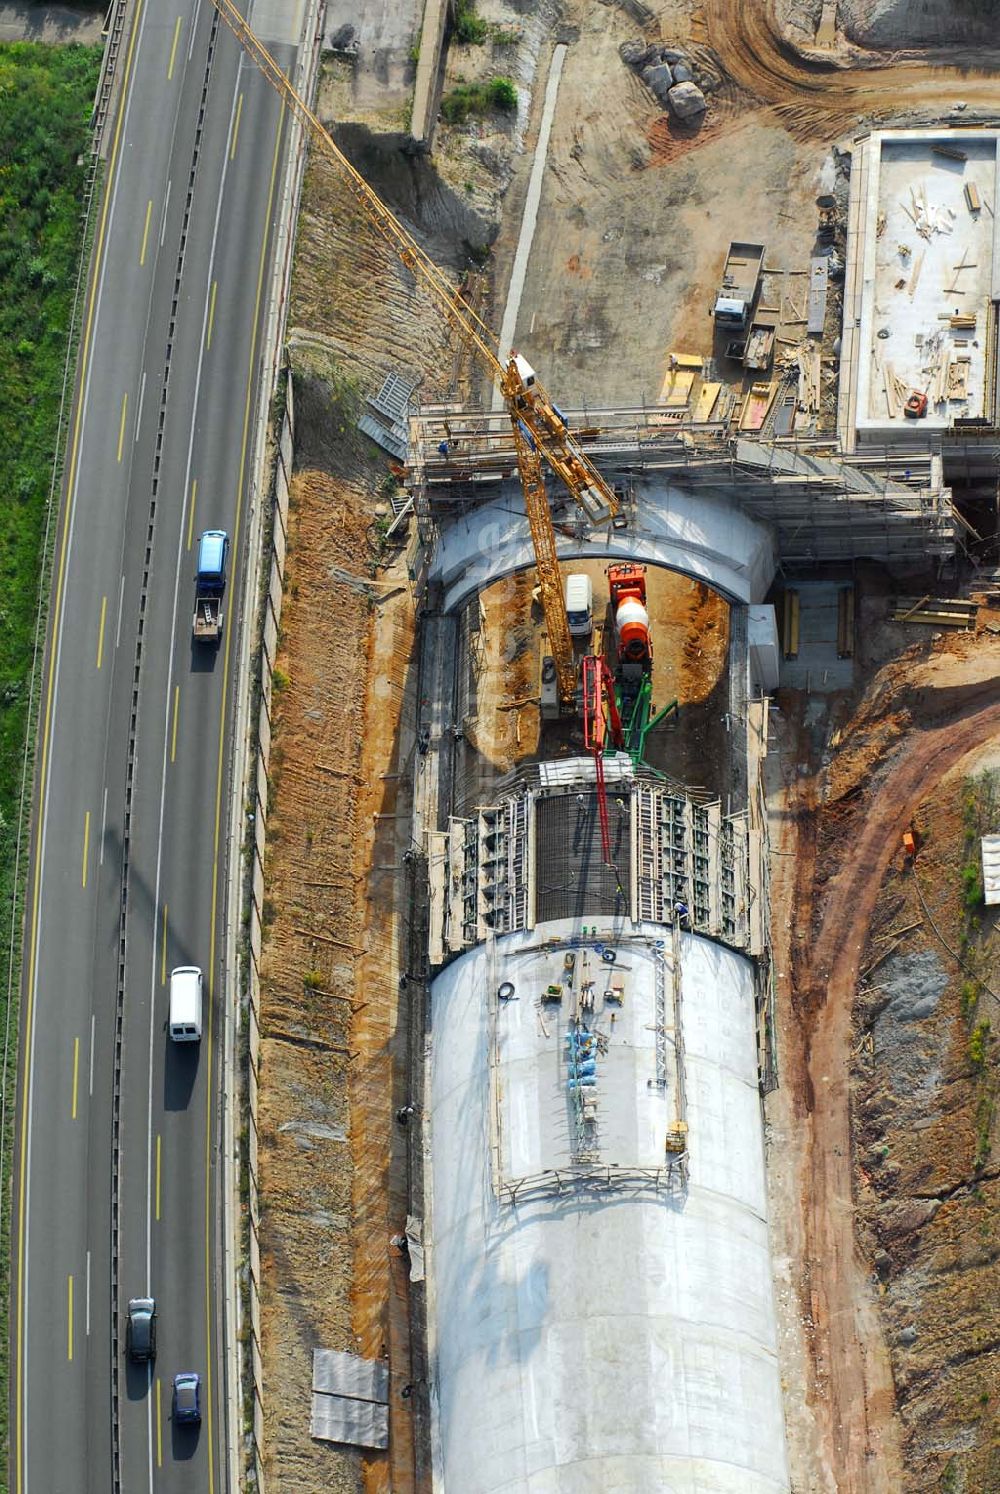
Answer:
[
  {"left": 192, "top": 529, "right": 229, "bottom": 644},
  {"left": 564, "top": 573, "right": 594, "bottom": 637},
  {"left": 712, "top": 242, "right": 765, "bottom": 336},
  {"left": 169, "top": 966, "right": 203, "bottom": 1042}
]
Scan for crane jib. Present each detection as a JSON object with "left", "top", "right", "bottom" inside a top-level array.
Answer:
[{"left": 210, "top": 0, "right": 617, "bottom": 708}]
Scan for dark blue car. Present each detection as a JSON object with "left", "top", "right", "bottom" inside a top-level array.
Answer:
[{"left": 172, "top": 1372, "right": 201, "bottom": 1425}]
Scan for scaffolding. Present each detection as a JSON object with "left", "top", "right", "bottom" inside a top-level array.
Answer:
[
  {"left": 434, "top": 768, "right": 754, "bottom": 961},
  {"left": 407, "top": 402, "right": 957, "bottom": 566}
]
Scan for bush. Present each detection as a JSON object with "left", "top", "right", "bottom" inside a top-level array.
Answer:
[
  {"left": 487, "top": 76, "right": 518, "bottom": 113},
  {"left": 454, "top": 0, "right": 488, "bottom": 44},
  {"left": 441, "top": 77, "right": 518, "bottom": 124},
  {"left": 961, "top": 860, "right": 983, "bottom": 912},
  {"left": 969, "top": 1019, "right": 991, "bottom": 1070},
  {"left": 441, "top": 84, "right": 478, "bottom": 124},
  {"left": 960, "top": 979, "right": 980, "bottom": 1022}
]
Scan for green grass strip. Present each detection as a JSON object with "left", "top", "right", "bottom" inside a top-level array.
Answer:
[{"left": 0, "top": 41, "right": 104, "bottom": 1489}]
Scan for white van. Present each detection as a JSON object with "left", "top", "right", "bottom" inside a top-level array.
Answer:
[
  {"left": 564, "top": 573, "right": 593, "bottom": 637},
  {"left": 169, "top": 966, "right": 203, "bottom": 1042}
]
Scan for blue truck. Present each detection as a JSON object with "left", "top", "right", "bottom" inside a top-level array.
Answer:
[{"left": 192, "top": 529, "right": 229, "bottom": 644}]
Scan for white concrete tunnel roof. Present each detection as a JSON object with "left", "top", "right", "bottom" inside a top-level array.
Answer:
[{"left": 427, "top": 921, "right": 790, "bottom": 1493}]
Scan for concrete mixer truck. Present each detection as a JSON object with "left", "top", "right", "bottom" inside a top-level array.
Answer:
[
  {"left": 608, "top": 563, "right": 652, "bottom": 670},
  {"left": 606, "top": 563, "right": 676, "bottom": 763}
]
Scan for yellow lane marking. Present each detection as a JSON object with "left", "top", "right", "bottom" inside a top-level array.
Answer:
[
  {"left": 156, "top": 1377, "right": 163, "bottom": 1466},
  {"left": 96, "top": 594, "right": 107, "bottom": 670},
  {"left": 204, "top": 91, "right": 288, "bottom": 1494},
  {"left": 16, "top": 1, "right": 148, "bottom": 1484},
  {"left": 139, "top": 199, "right": 153, "bottom": 267},
  {"left": 71, "top": 1037, "right": 79, "bottom": 1121},
  {"left": 187, "top": 477, "right": 197, "bottom": 550},
  {"left": 67, "top": 1276, "right": 73, "bottom": 1362},
  {"left": 167, "top": 15, "right": 182, "bottom": 81},
  {"left": 81, "top": 811, "right": 90, "bottom": 890},
  {"left": 206, "top": 280, "right": 218, "bottom": 351},
  {"left": 161, "top": 904, "right": 168, "bottom": 986},
  {"left": 229, "top": 92, "right": 244, "bottom": 160},
  {"left": 171, "top": 685, "right": 180, "bottom": 763},
  {"left": 155, "top": 1134, "right": 161, "bottom": 1222},
  {"left": 116, "top": 392, "right": 128, "bottom": 464}
]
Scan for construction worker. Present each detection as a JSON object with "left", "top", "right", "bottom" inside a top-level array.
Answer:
[{"left": 673, "top": 900, "right": 690, "bottom": 929}]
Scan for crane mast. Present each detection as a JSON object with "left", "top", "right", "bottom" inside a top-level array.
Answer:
[{"left": 210, "top": 0, "right": 617, "bottom": 708}]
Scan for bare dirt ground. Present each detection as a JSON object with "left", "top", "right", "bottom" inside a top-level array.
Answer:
[
  {"left": 458, "top": 564, "right": 730, "bottom": 808},
  {"left": 851, "top": 757, "right": 1000, "bottom": 1490},
  {"left": 767, "top": 622, "right": 1000, "bottom": 1492},
  {"left": 256, "top": 142, "right": 456, "bottom": 1493},
  {"left": 699, "top": 0, "right": 1000, "bottom": 133},
  {"left": 837, "top": 0, "right": 1000, "bottom": 51},
  {"left": 488, "top": 0, "right": 1000, "bottom": 413},
  {"left": 259, "top": 2, "right": 1000, "bottom": 1490},
  {"left": 490, "top": 1, "right": 824, "bottom": 408}
]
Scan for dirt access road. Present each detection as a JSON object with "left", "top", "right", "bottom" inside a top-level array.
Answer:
[
  {"left": 771, "top": 654, "right": 1000, "bottom": 1492},
  {"left": 698, "top": 0, "right": 1000, "bottom": 139}
]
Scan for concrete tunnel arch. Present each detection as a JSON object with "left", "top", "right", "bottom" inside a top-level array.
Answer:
[{"left": 426, "top": 475, "right": 779, "bottom": 614}]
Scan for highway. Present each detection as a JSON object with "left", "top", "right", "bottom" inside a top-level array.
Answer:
[{"left": 11, "top": 1, "right": 307, "bottom": 1489}]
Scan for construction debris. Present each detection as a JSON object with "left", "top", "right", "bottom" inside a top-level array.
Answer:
[
  {"left": 905, "top": 182, "right": 954, "bottom": 240},
  {"left": 888, "top": 596, "right": 978, "bottom": 628}
]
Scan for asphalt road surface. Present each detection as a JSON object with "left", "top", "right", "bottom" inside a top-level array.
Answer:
[{"left": 11, "top": 1, "right": 305, "bottom": 1489}]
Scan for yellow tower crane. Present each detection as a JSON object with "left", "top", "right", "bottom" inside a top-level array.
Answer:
[{"left": 209, "top": 0, "right": 618, "bottom": 709}]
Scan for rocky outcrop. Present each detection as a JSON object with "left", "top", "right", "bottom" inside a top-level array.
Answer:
[{"left": 619, "top": 40, "right": 713, "bottom": 122}]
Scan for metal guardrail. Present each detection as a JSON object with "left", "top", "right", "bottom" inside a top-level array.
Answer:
[{"left": 92, "top": 0, "right": 129, "bottom": 152}]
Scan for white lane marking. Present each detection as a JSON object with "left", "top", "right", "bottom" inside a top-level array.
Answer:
[
  {"left": 22, "top": 0, "right": 161, "bottom": 1469},
  {"left": 159, "top": 179, "right": 172, "bottom": 247},
  {"left": 89, "top": 1014, "right": 95, "bottom": 1098},
  {"left": 99, "top": 786, "right": 108, "bottom": 867},
  {"left": 85, "top": 1251, "right": 91, "bottom": 1337},
  {"left": 188, "top": 0, "right": 202, "bottom": 61},
  {"left": 20, "top": 0, "right": 194, "bottom": 1470},
  {"left": 142, "top": 58, "right": 247, "bottom": 1492},
  {"left": 115, "top": 573, "right": 125, "bottom": 650},
  {"left": 134, "top": 370, "right": 147, "bottom": 444}
]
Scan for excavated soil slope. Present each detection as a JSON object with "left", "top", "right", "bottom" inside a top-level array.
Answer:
[
  {"left": 257, "top": 143, "right": 456, "bottom": 1494},
  {"left": 852, "top": 758, "right": 1000, "bottom": 1490},
  {"left": 768, "top": 621, "right": 1000, "bottom": 1492},
  {"left": 699, "top": 0, "right": 1000, "bottom": 139}
]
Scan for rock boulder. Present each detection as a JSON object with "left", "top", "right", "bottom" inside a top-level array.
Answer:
[
  {"left": 667, "top": 81, "right": 708, "bottom": 119},
  {"left": 641, "top": 63, "right": 675, "bottom": 105}
]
